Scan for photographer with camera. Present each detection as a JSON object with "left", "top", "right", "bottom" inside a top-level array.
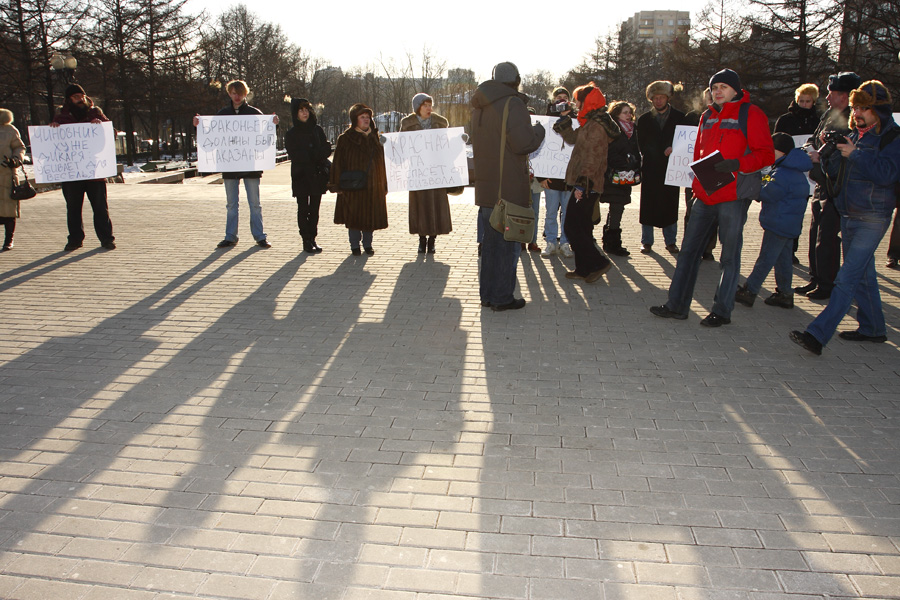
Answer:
[
  {"left": 538, "top": 87, "right": 576, "bottom": 258},
  {"left": 793, "top": 72, "right": 862, "bottom": 300},
  {"left": 790, "top": 80, "right": 900, "bottom": 355}
]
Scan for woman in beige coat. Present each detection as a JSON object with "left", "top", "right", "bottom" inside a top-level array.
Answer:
[
  {"left": 0, "top": 108, "right": 27, "bottom": 251},
  {"left": 399, "top": 93, "right": 452, "bottom": 254}
]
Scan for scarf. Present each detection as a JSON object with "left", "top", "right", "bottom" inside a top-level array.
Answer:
[
  {"left": 856, "top": 122, "right": 876, "bottom": 139},
  {"left": 618, "top": 118, "right": 634, "bottom": 138},
  {"left": 416, "top": 115, "right": 432, "bottom": 130},
  {"left": 577, "top": 88, "right": 606, "bottom": 126}
]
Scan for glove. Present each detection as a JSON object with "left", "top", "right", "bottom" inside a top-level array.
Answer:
[{"left": 714, "top": 159, "right": 740, "bottom": 173}]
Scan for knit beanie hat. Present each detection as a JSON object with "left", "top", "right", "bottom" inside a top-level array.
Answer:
[
  {"left": 65, "top": 84, "right": 86, "bottom": 99},
  {"left": 849, "top": 80, "right": 894, "bottom": 125},
  {"left": 772, "top": 132, "right": 795, "bottom": 155},
  {"left": 827, "top": 72, "right": 862, "bottom": 93},
  {"left": 646, "top": 81, "right": 675, "bottom": 101},
  {"left": 708, "top": 69, "right": 742, "bottom": 94},
  {"left": 551, "top": 87, "right": 570, "bottom": 99},
  {"left": 492, "top": 62, "right": 521, "bottom": 87},
  {"left": 412, "top": 93, "right": 433, "bottom": 114}
]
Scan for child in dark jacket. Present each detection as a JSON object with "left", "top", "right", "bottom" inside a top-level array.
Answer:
[{"left": 735, "top": 132, "right": 813, "bottom": 308}]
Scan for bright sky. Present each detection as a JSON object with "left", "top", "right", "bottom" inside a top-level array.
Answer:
[{"left": 188, "top": 0, "right": 711, "bottom": 82}]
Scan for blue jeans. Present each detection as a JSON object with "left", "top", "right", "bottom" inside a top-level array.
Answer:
[
  {"left": 348, "top": 230, "right": 373, "bottom": 249},
  {"left": 806, "top": 217, "right": 891, "bottom": 345},
  {"left": 641, "top": 223, "right": 677, "bottom": 246},
  {"left": 224, "top": 178, "right": 265, "bottom": 242},
  {"left": 479, "top": 206, "right": 521, "bottom": 305},
  {"left": 531, "top": 191, "right": 542, "bottom": 244},
  {"left": 543, "top": 188, "right": 569, "bottom": 245},
  {"left": 745, "top": 230, "right": 793, "bottom": 295},
  {"left": 664, "top": 198, "right": 750, "bottom": 319}
]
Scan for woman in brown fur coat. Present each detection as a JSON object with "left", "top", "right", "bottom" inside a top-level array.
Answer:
[
  {"left": 329, "top": 103, "right": 388, "bottom": 255},
  {"left": 399, "top": 93, "right": 452, "bottom": 254},
  {"left": 553, "top": 83, "right": 619, "bottom": 282}
]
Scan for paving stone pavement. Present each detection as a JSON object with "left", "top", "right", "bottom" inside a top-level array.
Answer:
[{"left": 1, "top": 164, "right": 899, "bottom": 599}]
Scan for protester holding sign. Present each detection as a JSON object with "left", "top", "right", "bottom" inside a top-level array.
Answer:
[
  {"left": 0, "top": 109, "right": 26, "bottom": 251},
  {"left": 285, "top": 98, "right": 331, "bottom": 254},
  {"left": 329, "top": 103, "right": 388, "bottom": 256},
  {"left": 50, "top": 84, "right": 115, "bottom": 252},
  {"left": 194, "top": 80, "right": 278, "bottom": 249},
  {"left": 400, "top": 93, "right": 452, "bottom": 255},
  {"left": 538, "top": 87, "right": 575, "bottom": 258}
]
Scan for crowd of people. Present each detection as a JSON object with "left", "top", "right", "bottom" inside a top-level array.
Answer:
[{"left": 3, "top": 66, "right": 899, "bottom": 356}]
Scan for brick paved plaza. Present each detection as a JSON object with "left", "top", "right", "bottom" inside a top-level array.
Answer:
[{"left": 1, "top": 164, "right": 899, "bottom": 599}]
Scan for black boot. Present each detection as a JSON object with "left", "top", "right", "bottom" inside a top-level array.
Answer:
[
  {"left": 418, "top": 236, "right": 427, "bottom": 253},
  {"left": 601, "top": 224, "right": 611, "bottom": 252},
  {"left": 302, "top": 237, "right": 315, "bottom": 253},
  {"left": 427, "top": 236, "right": 436, "bottom": 254},
  {"left": 607, "top": 228, "right": 629, "bottom": 256}
]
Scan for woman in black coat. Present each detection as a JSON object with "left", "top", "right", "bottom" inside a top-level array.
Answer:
[
  {"left": 285, "top": 98, "right": 332, "bottom": 253},
  {"left": 773, "top": 84, "right": 820, "bottom": 137},
  {"left": 599, "top": 101, "right": 640, "bottom": 256}
]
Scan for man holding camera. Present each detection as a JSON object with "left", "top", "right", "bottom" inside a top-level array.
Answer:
[
  {"left": 794, "top": 72, "right": 862, "bottom": 300},
  {"left": 791, "top": 80, "right": 900, "bottom": 355}
]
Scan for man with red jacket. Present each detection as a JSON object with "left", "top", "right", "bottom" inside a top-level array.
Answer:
[{"left": 650, "top": 69, "right": 775, "bottom": 327}]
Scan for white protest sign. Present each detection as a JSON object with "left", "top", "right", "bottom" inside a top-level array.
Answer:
[
  {"left": 382, "top": 127, "right": 469, "bottom": 193},
  {"left": 529, "top": 115, "right": 576, "bottom": 179},
  {"left": 895, "top": 113, "right": 900, "bottom": 125},
  {"left": 664, "top": 125, "right": 697, "bottom": 188},
  {"left": 29, "top": 121, "right": 116, "bottom": 184},
  {"left": 792, "top": 135, "right": 816, "bottom": 196},
  {"left": 196, "top": 115, "right": 276, "bottom": 173}
]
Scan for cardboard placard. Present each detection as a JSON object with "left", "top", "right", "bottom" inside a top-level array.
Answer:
[
  {"left": 28, "top": 122, "right": 116, "bottom": 184},
  {"left": 382, "top": 127, "right": 469, "bottom": 193},
  {"left": 196, "top": 115, "right": 277, "bottom": 173}
]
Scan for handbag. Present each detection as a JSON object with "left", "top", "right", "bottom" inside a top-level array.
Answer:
[
  {"left": 606, "top": 151, "right": 642, "bottom": 186},
  {"left": 10, "top": 165, "right": 36, "bottom": 200},
  {"left": 316, "top": 159, "right": 331, "bottom": 194},
  {"left": 489, "top": 99, "right": 535, "bottom": 244},
  {"left": 338, "top": 147, "right": 375, "bottom": 191}
]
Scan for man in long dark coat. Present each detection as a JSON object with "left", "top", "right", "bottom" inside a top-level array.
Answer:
[{"left": 637, "top": 80, "right": 685, "bottom": 255}]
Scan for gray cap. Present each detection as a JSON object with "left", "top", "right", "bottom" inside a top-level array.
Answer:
[{"left": 492, "top": 62, "right": 520, "bottom": 85}]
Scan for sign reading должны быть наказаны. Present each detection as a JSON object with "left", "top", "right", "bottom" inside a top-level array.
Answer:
[
  {"left": 196, "top": 115, "right": 277, "bottom": 173},
  {"left": 28, "top": 122, "right": 116, "bottom": 184}
]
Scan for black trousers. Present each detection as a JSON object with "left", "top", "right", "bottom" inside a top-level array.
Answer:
[
  {"left": 1, "top": 216, "right": 14, "bottom": 244},
  {"left": 62, "top": 180, "right": 113, "bottom": 244},
  {"left": 807, "top": 198, "right": 841, "bottom": 290},
  {"left": 564, "top": 192, "right": 609, "bottom": 276},
  {"left": 887, "top": 205, "right": 900, "bottom": 260},
  {"left": 295, "top": 182, "right": 322, "bottom": 241}
]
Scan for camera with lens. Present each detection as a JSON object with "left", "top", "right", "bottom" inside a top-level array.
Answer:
[
  {"left": 818, "top": 130, "right": 847, "bottom": 159},
  {"left": 549, "top": 100, "right": 570, "bottom": 114}
]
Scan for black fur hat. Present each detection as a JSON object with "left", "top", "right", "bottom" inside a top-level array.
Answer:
[{"left": 827, "top": 72, "right": 862, "bottom": 93}]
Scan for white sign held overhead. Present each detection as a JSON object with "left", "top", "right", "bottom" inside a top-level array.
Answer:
[
  {"left": 664, "top": 125, "right": 697, "bottom": 188},
  {"left": 529, "top": 115, "right": 576, "bottom": 179},
  {"left": 196, "top": 115, "right": 277, "bottom": 173},
  {"left": 382, "top": 127, "right": 469, "bottom": 193},
  {"left": 28, "top": 121, "right": 117, "bottom": 184}
]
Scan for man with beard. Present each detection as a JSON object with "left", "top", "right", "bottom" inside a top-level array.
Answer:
[
  {"left": 791, "top": 81, "right": 900, "bottom": 355},
  {"left": 793, "top": 72, "right": 862, "bottom": 300},
  {"left": 50, "top": 84, "right": 115, "bottom": 251}
]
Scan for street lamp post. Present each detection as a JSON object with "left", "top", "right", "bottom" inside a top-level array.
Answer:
[{"left": 48, "top": 53, "right": 78, "bottom": 119}]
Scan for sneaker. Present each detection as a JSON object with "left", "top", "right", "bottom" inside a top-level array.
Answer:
[
  {"left": 257, "top": 239, "right": 272, "bottom": 249},
  {"left": 887, "top": 257, "right": 899, "bottom": 270},
  {"left": 527, "top": 243, "right": 541, "bottom": 253},
  {"left": 564, "top": 271, "right": 585, "bottom": 280},
  {"left": 790, "top": 330, "right": 823, "bottom": 355},
  {"left": 838, "top": 330, "right": 887, "bottom": 343},
  {"left": 793, "top": 281, "right": 817, "bottom": 294},
  {"left": 491, "top": 298, "right": 526, "bottom": 312},
  {"left": 101, "top": 241, "right": 116, "bottom": 250},
  {"left": 665, "top": 243, "right": 680, "bottom": 255},
  {"left": 649, "top": 305, "right": 688, "bottom": 320},
  {"left": 700, "top": 312, "right": 731, "bottom": 327},
  {"left": 640, "top": 244, "right": 653, "bottom": 254},
  {"left": 734, "top": 285, "right": 756, "bottom": 307},
  {"left": 560, "top": 243, "right": 573, "bottom": 258},
  {"left": 541, "top": 243, "right": 557, "bottom": 258},
  {"left": 701, "top": 251, "right": 715, "bottom": 261},
  {"left": 764, "top": 291, "right": 794, "bottom": 309},
  {"left": 807, "top": 287, "right": 831, "bottom": 300},
  {"left": 64, "top": 242, "right": 83, "bottom": 251},
  {"left": 217, "top": 239, "right": 236, "bottom": 249},
  {"left": 585, "top": 261, "right": 613, "bottom": 283}
]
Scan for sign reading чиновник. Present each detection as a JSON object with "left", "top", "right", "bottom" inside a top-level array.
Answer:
[
  {"left": 28, "top": 121, "right": 116, "bottom": 184},
  {"left": 382, "top": 127, "right": 469, "bottom": 193},
  {"left": 196, "top": 115, "right": 277, "bottom": 173}
]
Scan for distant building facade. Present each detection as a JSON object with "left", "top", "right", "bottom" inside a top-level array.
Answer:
[{"left": 623, "top": 11, "right": 690, "bottom": 44}]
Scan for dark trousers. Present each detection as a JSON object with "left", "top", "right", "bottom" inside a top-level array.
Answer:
[
  {"left": 1, "top": 216, "right": 14, "bottom": 245},
  {"left": 887, "top": 207, "right": 900, "bottom": 260},
  {"left": 296, "top": 186, "right": 322, "bottom": 241},
  {"left": 807, "top": 198, "right": 841, "bottom": 291},
  {"left": 564, "top": 192, "right": 609, "bottom": 276},
  {"left": 684, "top": 190, "right": 717, "bottom": 254},
  {"left": 62, "top": 180, "right": 113, "bottom": 245}
]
